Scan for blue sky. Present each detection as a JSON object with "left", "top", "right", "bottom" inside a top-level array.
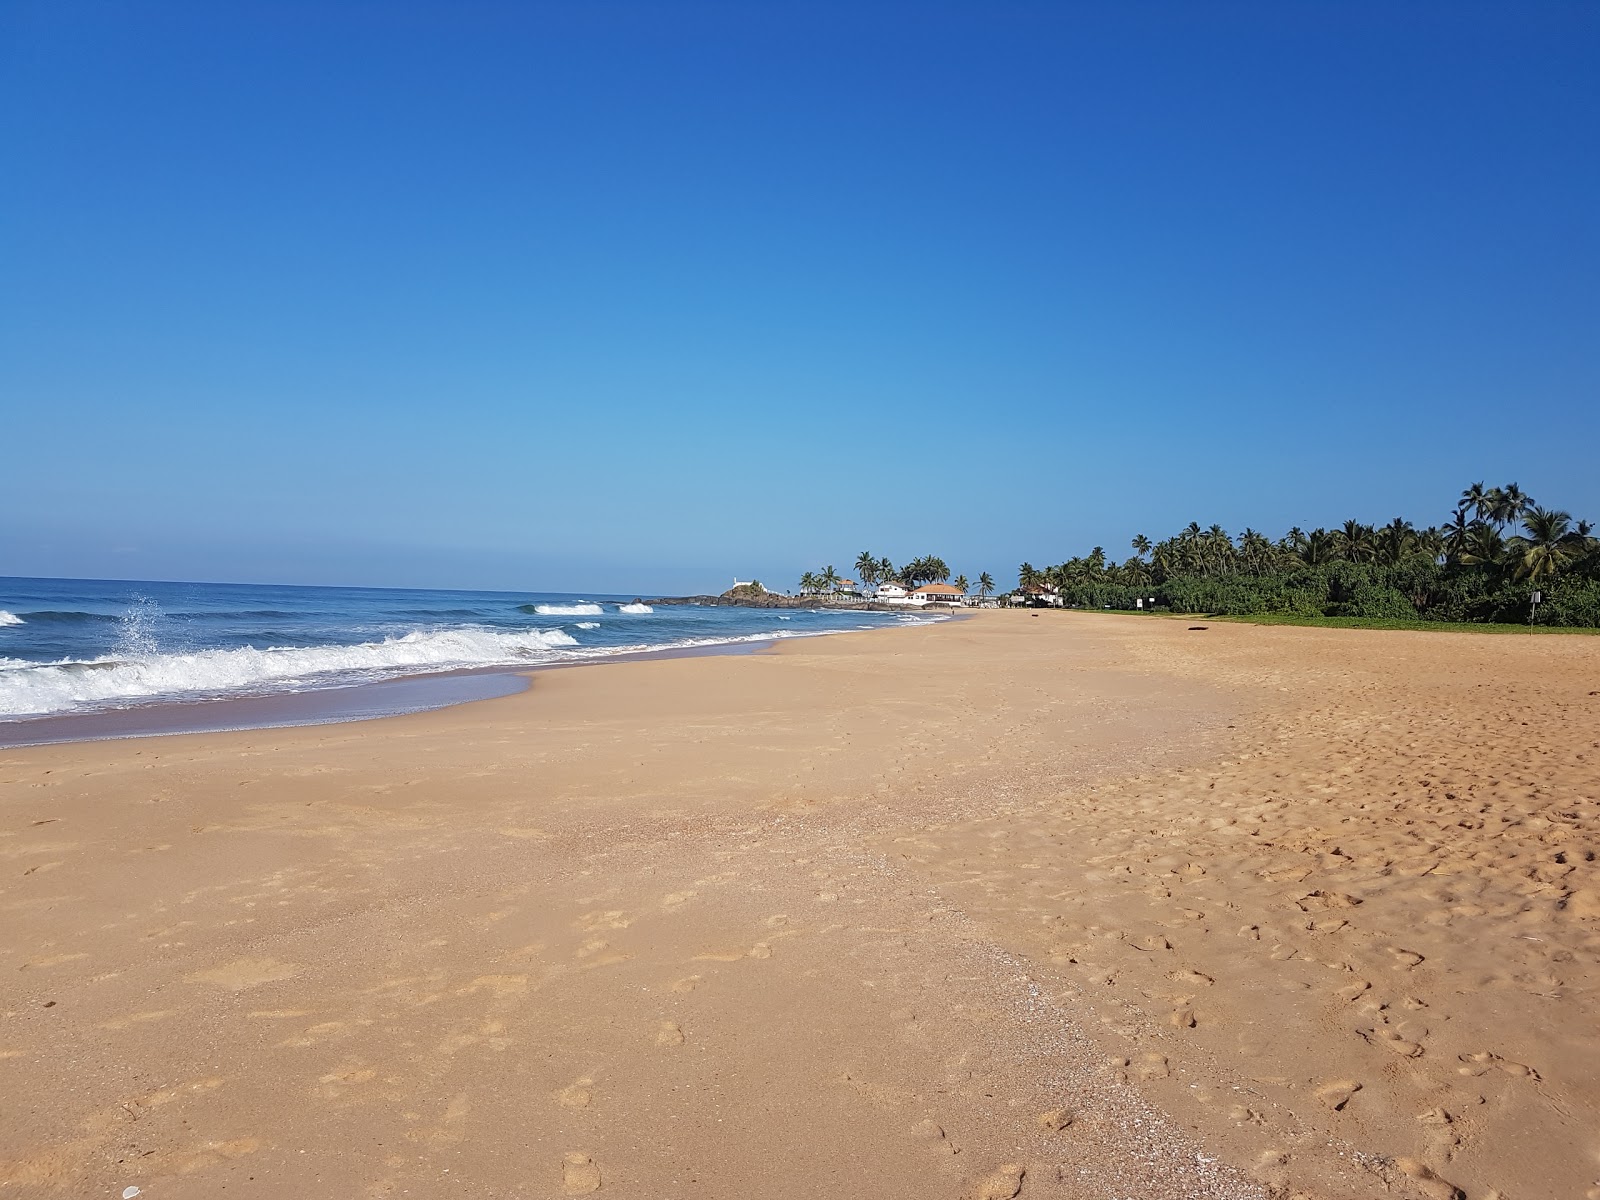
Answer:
[{"left": 3, "top": 1, "right": 1596, "bottom": 594}]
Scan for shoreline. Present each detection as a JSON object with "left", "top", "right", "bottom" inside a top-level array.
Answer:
[{"left": 0, "top": 621, "right": 936, "bottom": 749}]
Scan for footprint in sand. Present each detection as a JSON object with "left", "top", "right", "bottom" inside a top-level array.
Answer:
[
  {"left": 656, "top": 1021, "right": 685, "bottom": 1046},
  {"left": 1394, "top": 1157, "right": 1464, "bottom": 1200},
  {"left": 1457, "top": 1050, "right": 1539, "bottom": 1079},
  {"left": 1315, "top": 1079, "right": 1361, "bottom": 1111},
  {"left": 910, "top": 1119, "right": 957, "bottom": 1155},
  {"left": 1036, "top": 1107, "right": 1075, "bottom": 1132},
  {"left": 1336, "top": 979, "right": 1371, "bottom": 1002},
  {"left": 971, "top": 1163, "right": 1025, "bottom": 1200},
  {"left": 669, "top": 976, "right": 700, "bottom": 994},
  {"left": 557, "top": 1079, "right": 593, "bottom": 1109},
  {"left": 561, "top": 1152, "right": 602, "bottom": 1195},
  {"left": 1363, "top": 1027, "right": 1424, "bottom": 1058}
]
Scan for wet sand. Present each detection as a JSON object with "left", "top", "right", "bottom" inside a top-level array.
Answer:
[{"left": 2, "top": 612, "right": 1596, "bottom": 1199}]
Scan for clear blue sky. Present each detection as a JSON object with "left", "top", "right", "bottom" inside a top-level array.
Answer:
[{"left": 3, "top": 1, "right": 1596, "bottom": 594}]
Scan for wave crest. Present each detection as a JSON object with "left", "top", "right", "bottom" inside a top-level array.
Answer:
[
  {"left": 618, "top": 603, "right": 653, "bottom": 614},
  {"left": 523, "top": 602, "right": 604, "bottom": 616},
  {"left": 0, "top": 611, "right": 23, "bottom": 627},
  {"left": 0, "top": 626, "right": 579, "bottom": 718}
]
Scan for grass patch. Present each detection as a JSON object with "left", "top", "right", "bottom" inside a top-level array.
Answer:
[
  {"left": 1061, "top": 609, "right": 1600, "bottom": 634},
  {"left": 1197, "top": 613, "right": 1598, "bottom": 635}
]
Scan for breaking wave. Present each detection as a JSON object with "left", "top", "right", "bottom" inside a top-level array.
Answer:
[
  {"left": 523, "top": 602, "right": 604, "bottom": 616},
  {"left": 576, "top": 621, "right": 600, "bottom": 629},
  {"left": 618, "top": 603, "right": 653, "bottom": 614},
  {"left": 0, "top": 611, "right": 23, "bottom": 627},
  {"left": 0, "top": 626, "right": 580, "bottom": 718}
]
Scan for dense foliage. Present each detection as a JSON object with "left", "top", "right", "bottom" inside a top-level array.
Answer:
[{"left": 1021, "top": 482, "right": 1600, "bottom": 626}]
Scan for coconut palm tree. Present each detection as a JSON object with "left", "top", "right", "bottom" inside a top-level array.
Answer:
[
  {"left": 1300, "top": 528, "right": 1336, "bottom": 565},
  {"left": 1442, "top": 508, "right": 1474, "bottom": 563},
  {"left": 819, "top": 565, "right": 841, "bottom": 595},
  {"left": 855, "top": 552, "right": 879, "bottom": 590},
  {"left": 798, "top": 571, "right": 818, "bottom": 595},
  {"left": 1492, "top": 483, "right": 1534, "bottom": 527},
  {"left": 1511, "top": 507, "right": 1584, "bottom": 582},
  {"left": 1461, "top": 481, "right": 1492, "bottom": 522},
  {"left": 1375, "top": 518, "right": 1417, "bottom": 566},
  {"left": 1460, "top": 524, "right": 1506, "bottom": 569},
  {"left": 1131, "top": 533, "right": 1152, "bottom": 560},
  {"left": 1018, "top": 562, "right": 1042, "bottom": 590},
  {"left": 978, "top": 572, "right": 995, "bottom": 598},
  {"left": 953, "top": 575, "right": 969, "bottom": 594},
  {"left": 1335, "top": 519, "right": 1376, "bottom": 563}
]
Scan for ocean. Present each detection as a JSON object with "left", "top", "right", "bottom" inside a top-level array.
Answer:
[{"left": 0, "top": 577, "right": 940, "bottom": 740}]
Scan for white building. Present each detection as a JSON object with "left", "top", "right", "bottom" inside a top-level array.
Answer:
[{"left": 875, "top": 582, "right": 909, "bottom": 601}]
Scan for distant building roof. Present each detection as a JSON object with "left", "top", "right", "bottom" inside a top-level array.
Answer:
[{"left": 913, "top": 583, "right": 964, "bottom": 595}]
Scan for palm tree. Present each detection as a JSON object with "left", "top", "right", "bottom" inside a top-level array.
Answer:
[
  {"left": 1512, "top": 507, "right": 1583, "bottom": 582},
  {"left": 877, "top": 556, "right": 894, "bottom": 584},
  {"left": 1442, "top": 508, "right": 1474, "bottom": 563},
  {"left": 1460, "top": 524, "right": 1505, "bottom": 569},
  {"left": 978, "top": 572, "right": 995, "bottom": 598},
  {"left": 798, "top": 570, "right": 818, "bottom": 595},
  {"left": 953, "top": 574, "right": 969, "bottom": 594},
  {"left": 1497, "top": 483, "right": 1534, "bottom": 526},
  {"left": 1301, "top": 528, "right": 1336, "bottom": 565},
  {"left": 1461, "top": 481, "right": 1492, "bottom": 523},
  {"left": 1018, "top": 562, "right": 1041, "bottom": 590},
  {"left": 1335, "top": 519, "right": 1376, "bottom": 563},
  {"left": 819, "top": 565, "right": 841, "bottom": 595},
  {"left": 1375, "top": 518, "right": 1417, "bottom": 566},
  {"left": 855, "top": 552, "right": 879, "bottom": 590},
  {"left": 1417, "top": 526, "right": 1445, "bottom": 563},
  {"left": 1131, "top": 533, "right": 1152, "bottom": 560}
]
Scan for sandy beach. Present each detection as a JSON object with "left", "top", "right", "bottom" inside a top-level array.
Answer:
[{"left": 2, "top": 611, "right": 1596, "bottom": 1200}]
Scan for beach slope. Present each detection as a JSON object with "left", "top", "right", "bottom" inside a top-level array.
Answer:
[{"left": 2, "top": 613, "right": 1596, "bottom": 1199}]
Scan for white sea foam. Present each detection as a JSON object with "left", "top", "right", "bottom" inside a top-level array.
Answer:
[
  {"left": 618, "top": 603, "right": 653, "bottom": 614},
  {"left": 0, "top": 626, "right": 579, "bottom": 718},
  {"left": 575, "top": 621, "right": 600, "bottom": 629},
  {"left": 533, "top": 603, "right": 604, "bottom": 616},
  {"left": 0, "top": 611, "right": 23, "bottom": 627}
]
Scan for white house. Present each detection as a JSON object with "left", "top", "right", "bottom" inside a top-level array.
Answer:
[
  {"left": 875, "top": 582, "right": 909, "bottom": 601},
  {"left": 910, "top": 583, "right": 964, "bottom": 606}
]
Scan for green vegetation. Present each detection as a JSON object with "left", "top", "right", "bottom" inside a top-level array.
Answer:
[
  {"left": 802, "top": 552, "right": 956, "bottom": 595},
  {"left": 1024, "top": 482, "right": 1600, "bottom": 627}
]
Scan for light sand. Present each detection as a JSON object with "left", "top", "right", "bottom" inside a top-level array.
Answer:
[{"left": 2, "top": 612, "right": 1596, "bottom": 1199}]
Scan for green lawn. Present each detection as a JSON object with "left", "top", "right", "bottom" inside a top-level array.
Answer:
[{"left": 1069, "top": 609, "right": 1600, "bottom": 635}]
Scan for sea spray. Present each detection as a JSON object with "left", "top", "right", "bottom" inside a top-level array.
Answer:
[{"left": 0, "top": 627, "right": 580, "bottom": 718}]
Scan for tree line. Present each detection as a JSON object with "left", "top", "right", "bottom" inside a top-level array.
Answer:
[
  {"left": 798, "top": 553, "right": 996, "bottom": 599},
  {"left": 1019, "top": 482, "right": 1600, "bottom": 625}
]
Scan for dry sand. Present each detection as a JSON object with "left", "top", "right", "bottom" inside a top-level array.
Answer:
[{"left": 2, "top": 611, "right": 1596, "bottom": 1199}]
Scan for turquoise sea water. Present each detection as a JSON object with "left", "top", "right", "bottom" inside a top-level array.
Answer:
[{"left": 0, "top": 577, "right": 938, "bottom": 724}]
